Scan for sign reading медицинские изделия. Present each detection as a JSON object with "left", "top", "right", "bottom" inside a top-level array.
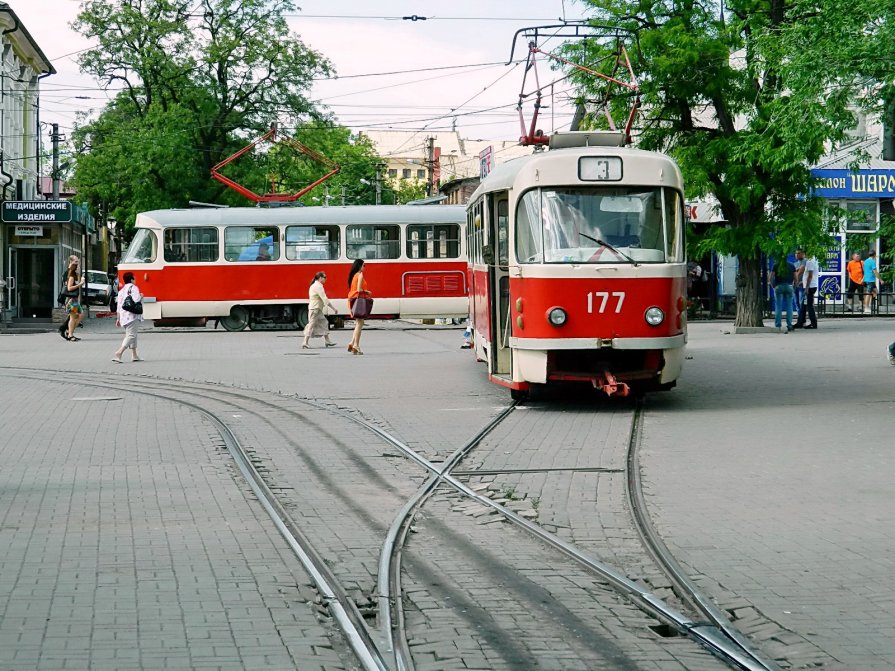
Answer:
[{"left": 1, "top": 201, "right": 73, "bottom": 223}]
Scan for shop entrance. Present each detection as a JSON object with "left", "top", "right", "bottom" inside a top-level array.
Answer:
[{"left": 9, "top": 247, "right": 56, "bottom": 318}]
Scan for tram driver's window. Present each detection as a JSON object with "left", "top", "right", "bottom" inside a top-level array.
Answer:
[
  {"left": 121, "top": 229, "right": 158, "bottom": 264},
  {"left": 224, "top": 227, "right": 279, "bottom": 262}
]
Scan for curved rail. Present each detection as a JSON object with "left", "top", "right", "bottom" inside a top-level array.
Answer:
[
  {"left": 377, "top": 404, "right": 518, "bottom": 671},
  {"left": 0, "top": 370, "right": 391, "bottom": 671},
  {"left": 627, "top": 400, "right": 781, "bottom": 671}
]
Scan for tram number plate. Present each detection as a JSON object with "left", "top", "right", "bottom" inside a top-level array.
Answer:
[{"left": 587, "top": 291, "right": 625, "bottom": 314}]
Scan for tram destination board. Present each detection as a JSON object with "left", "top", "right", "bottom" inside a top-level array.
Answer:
[{"left": 1, "top": 200, "right": 73, "bottom": 223}]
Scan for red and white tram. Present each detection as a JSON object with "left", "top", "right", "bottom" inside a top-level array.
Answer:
[
  {"left": 118, "top": 205, "right": 468, "bottom": 330},
  {"left": 466, "top": 131, "right": 687, "bottom": 398}
]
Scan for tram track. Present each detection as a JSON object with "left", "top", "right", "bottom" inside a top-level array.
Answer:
[{"left": 3, "top": 366, "right": 780, "bottom": 670}]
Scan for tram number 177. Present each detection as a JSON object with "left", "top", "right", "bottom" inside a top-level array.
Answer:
[{"left": 587, "top": 291, "right": 625, "bottom": 314}]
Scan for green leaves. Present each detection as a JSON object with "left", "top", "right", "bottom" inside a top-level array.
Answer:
[{"left": 70, "top": 0, "right": 336, "bottom": 233}]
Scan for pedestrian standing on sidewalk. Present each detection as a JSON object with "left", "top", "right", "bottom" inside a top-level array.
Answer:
[
  {"left": 888, "top": 339, "right": 895, "bottom": 366},
  {"left": 845, "top": 252, "right": 864, "bottom": 311},
  {"left": 862, "top": 250, "right": 879, "bottom": 315},
  {"left": 302, "top": 271, "right": 337, "bottom": 349},
  {"left": 792, "top": 248, "right": 806, "bottom": 311},
  {"left": 112, "top": 272, "right": 144, "bottom": 363},
  {"left": 60, "top": 261, "right": 85, "bottom": 341},
  {"left": 794, "top": 253, "right": 819, "bottom": 329},
  {"left": 769, "top": 255, "right": 796, "bottom": 332}
]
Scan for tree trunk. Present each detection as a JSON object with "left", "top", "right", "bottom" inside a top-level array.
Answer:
[{"left": 735, "top": 256, "right": 764, "bottom": 328}]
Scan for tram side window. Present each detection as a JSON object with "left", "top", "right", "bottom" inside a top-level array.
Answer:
[
  {"left": 164, "top": 227, "right": 219, "bottom": 263},
  {"left": 121, "top": 229, "right": 158, "bottom": 264},
  {"left": 515, "top": 191, "right": 544, "bottom": 263},
  {"left": 662, "top": 188, "right": 684, "bottom": 262},
  {"left": 346, "top": 224, "right": 400, "bottom": 260},
  {"left": 406, "top": 224, "right": 460, "bottom": 259},
  {"left": 285, "top": 225, "right": 340, "bottom": 260},
  {"left": 224, "top": 227, "right": 279, "bottom": 262}
]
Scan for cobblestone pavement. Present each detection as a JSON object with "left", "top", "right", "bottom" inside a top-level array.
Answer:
[
  {"left": 643, "top": 318, "right": 895, "bottom": 670},
  {"left": 0, "top": 375, "right": 346, "bottom": 671},
  {"left": 1, "top": 316, "right": 893, "bottom": 669}
]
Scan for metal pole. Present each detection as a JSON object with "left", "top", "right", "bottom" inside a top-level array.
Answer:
[
  {"left": 51, "top": 123, "right": 60, "bottom": 200},
  {"left": 426, "top": 137, "right": 435, "bottom": 197},
  {"left": 375, "top": 164, "right": 382, "bottom": 205}
]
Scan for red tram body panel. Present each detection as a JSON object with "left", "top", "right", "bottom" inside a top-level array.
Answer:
[
  {"left": 466, "top": 132, "right": 688, "bottom": 398},
  {"left": 117, "top": 205, "right": 468, "bottom": 330}
]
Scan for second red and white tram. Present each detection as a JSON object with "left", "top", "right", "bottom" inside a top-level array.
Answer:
[
  {"left": 466, "top": 131, "right": 687, "bottom": 398},
  {"left": 118, "top": 205, "right": 468, "bottom": 330}
]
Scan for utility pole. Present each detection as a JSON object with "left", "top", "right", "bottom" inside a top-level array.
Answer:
[
  {"left": 374, "top": 163, "right": 383, "bottom": 205},
  {"left": 426, "top": 136, "right": 435, "bottom": 197},
  {"left": 51, "top": 123, "right": 61, "bottom": 200},
  {"left": 341, "top": 186, "right": 346, "bottom": 206}
]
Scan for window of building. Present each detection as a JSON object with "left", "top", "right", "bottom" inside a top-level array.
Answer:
[
  {"left": 285, "top": 225, "right": 340, "bottom": 260},
  {"left": 402, "top": 169, "right": 411, "bottom": 179},
  {"left": 224, "top": 227, "right": 279, "bottom": 261},
  {"left": 388, "top": 168, "right": 397, "bottom": 178},
  {"left": 163, "top": 227, "right": 218, "bottom": 262},
  {"left": 416, "top": 169, "right": 425, "bottom": 179},
  {"left": 347, "top": 224, "right": 400, "bottom": 259},
  {"left": 406, "top": 224, "right": 461, "bottom": 259},
  {"left": 845, "top": 201, "right": 878, "bottom": 232}
]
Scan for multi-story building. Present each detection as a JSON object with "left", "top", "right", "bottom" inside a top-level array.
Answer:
[
  {"left": 0, "top": 4, "right": 76, "bottom": 323},
  {"left": 360, "top": 130, "right": 531, "bottom": 201}
]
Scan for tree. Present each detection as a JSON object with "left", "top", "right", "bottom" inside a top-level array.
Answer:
[
  {"left": 70, "top": 0, "right": 333, "bottom": 232},
  {"left": 567, "top": 1, "right": 863, "bottom": 326},
  {"left": 389, "top": 178, "right": 427, "bottom": 205}
]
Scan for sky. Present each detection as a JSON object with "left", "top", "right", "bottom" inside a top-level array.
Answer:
[{"left": 11, "top": 0, "right": 591, "bottom": 148}]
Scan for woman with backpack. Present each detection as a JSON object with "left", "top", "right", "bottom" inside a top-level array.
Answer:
[{"left": 112, "top": 272, "right": 144, "bottom": 363}]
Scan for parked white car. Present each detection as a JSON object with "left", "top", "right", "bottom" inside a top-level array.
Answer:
[{"left": 84, "top": 270, "right": 113, "bottom": 306}]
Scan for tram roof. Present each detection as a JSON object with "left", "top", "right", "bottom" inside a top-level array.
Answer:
[
  {"left": 137, "top": 204, "right": 466, "bottom": 228},
  {"left": 469, "top": 145, "right": 682, "bottom": 202}
]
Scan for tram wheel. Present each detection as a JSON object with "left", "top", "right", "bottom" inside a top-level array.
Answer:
[
  {"left": 219, "top": 305, "right": 250, "bottom": 332},
  {"left": 328, "top": 316, "right": 345, "bottom": 330},
  {"left": 295, "top": 305, "right": 309, "bottom": 329}
]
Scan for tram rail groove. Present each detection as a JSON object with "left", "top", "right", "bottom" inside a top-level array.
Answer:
[
  {"left": 5, "top": 366, "right": 780, "bottom": 670},
  {"left": 628, "top": 399, "right": 781, "bottom": 671},
  {"left": 0, "top": 368, "right": 391, "bottom": 671}
]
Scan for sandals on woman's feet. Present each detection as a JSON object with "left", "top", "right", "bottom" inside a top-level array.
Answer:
[
  {"left": 69, "top": 336, "right": 81, "bottom": 342},
  {"left": 347, "top": 344, "right": 355, "bottom": 353},
  {"left": 302, "top": 344, "right": 311, "bottom": 350}
]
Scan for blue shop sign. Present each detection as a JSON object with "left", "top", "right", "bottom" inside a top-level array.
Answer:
[{"left": 811, "top": 168, "right": 895, "bottom": 198}]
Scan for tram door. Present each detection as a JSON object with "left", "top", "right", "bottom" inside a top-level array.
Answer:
[{"left": 487, "top": 194, "right": 512, "bottom": 377}]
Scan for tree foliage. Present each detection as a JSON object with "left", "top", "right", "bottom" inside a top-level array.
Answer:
[
  {"left": 567, "top": 0, "right": 871, "bottom": 325},
  {"left": 70, "top": 0, "right": 384, "bottom": 232}
]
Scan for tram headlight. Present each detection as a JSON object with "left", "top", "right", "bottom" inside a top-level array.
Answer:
[
  {"left": 645, "top": 307, "right": 665, "bottom": 326},
  {"left": 547, "top": 307, "right": 567, "bottom": 326}
]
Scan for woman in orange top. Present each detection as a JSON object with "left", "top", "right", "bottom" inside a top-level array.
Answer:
[{"left": 347, "top": 259, "right": 370, "bottom": 354}]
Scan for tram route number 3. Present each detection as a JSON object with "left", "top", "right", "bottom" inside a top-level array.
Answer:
[{"left": 587, "top": 291, "right": 625, "bottom": 314}]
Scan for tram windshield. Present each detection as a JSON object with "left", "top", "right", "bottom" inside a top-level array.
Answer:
[
  {"left": 121, "top": 229, "right": 158, "bottom": 264},
  {"left": 516, "top": 187, "right": 683, "bottom": 264}
]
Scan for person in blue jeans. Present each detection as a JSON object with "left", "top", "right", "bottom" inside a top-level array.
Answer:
[{"left": 769, "top": 256, "right": 796, "bottom": 332}]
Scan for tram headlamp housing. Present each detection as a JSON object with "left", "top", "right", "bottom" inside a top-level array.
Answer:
[
  {"left": 547, "top": 307, "right": 567, "bottom": 326},
  {"left": 645, "top": 307, "right": 665, "bottom": 326}
]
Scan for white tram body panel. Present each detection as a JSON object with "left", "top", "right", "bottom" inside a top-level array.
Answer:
[
  {"left": 118, "top": 205, "right": 468, "bottom": 329},
  {"left": 466, "top": 133, "right": 688, "bottom": 397}
]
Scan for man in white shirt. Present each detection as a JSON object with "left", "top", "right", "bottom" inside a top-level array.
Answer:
[{"left": 794, "top": 251, "right": 819, "bottom": 329}]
